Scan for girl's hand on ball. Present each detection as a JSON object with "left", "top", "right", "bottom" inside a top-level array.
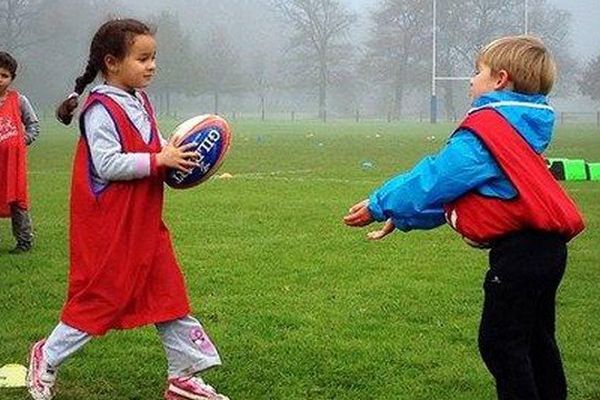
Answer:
[
  {"left": 367, "top": 219, "right": 395, "bottom": 240},
  {"left": 343, "top": 199, "right": 374, "bottom": 227},
  {"left": 156, "top": 137, "right": 199, "bottom": 172}
]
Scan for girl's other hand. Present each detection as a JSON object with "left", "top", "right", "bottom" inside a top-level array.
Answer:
[{"left": 156, "top": 135, "right": 200, "bottom": 172}]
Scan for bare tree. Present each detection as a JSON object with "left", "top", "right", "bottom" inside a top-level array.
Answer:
[
  {"left": 249, "top": 52, "right": 273, "bottom": 121},
  {"left": 578, "top": 51, "right": 600, "bottom": 103},
  {"left": 365, "top": 0, "right": 430, "bottom": 119},
  {"left": 199, "top": 25, "right": 241, "bottom": 114},
  {"left": 434, "top": 0, "right": 573, "bottom": 117},
  {"left": 526, "top": 0, "right": 576, "bottom": 96},
  {"left": 274, "top": 0, "right": 356, "bottom": 121},
  {"left": 0, "top": 0, "right": 43, "bottom": 54},
  {"left": 151, "top": 11, "right": 200, "bottom": 116},
  {"left": 15, "top": 0, "right": 125, "bottom": 108}
]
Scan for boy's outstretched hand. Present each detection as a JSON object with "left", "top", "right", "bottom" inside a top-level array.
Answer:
[
  {"left": 366, "top": 219, "right": 395, "bottom": 240},
  {"left": 344, "top": 200, "right": 396, "bottom": 240},
  {"left": 343, "top": 199, "right": 374, "bottom": 227}
]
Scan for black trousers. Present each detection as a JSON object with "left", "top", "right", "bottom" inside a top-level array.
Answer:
[{"left": 479, "top": 231, "right": 568, "bottom": 400}]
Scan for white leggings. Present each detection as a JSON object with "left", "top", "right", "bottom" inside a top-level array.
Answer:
[{"left": 43, "top": 316, "right": 222, "bottom": 378}]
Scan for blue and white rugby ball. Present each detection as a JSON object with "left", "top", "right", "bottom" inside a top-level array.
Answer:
[{"left": 165, "top": 115, "right": 232, "bottom": 189}]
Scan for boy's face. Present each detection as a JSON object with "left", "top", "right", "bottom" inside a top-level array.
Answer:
[
  {"left": 0, "top": 67, "right": 14, "bottom": 96},
  {"left": 469, "top": 62, "right": 510, "bottom": 100}
]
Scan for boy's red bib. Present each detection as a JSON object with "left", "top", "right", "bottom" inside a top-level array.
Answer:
[
  {"left": 61, "top": 93, "right": 191, "bottom": 335},
  {"left": 444, "top": 108, "right": 584, "bottom": 245},
  {"left": 0, "top": 90, "right": 28, "bottom": 217}
]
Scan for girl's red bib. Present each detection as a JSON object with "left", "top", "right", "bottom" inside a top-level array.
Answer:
[{"left": 61, "top": 92, "right": 191, "bottom": 335}]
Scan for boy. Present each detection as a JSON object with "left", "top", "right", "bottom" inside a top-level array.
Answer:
[
  {"left": 0, "top": 51, "right": 40, "bottom": 253},
  {"left": 344, "top": 36, "right": 584, "bottom": 400}
]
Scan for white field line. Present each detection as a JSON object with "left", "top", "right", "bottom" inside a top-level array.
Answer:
[
  {"left": 231, "top": 169, "right": 314, "bottom": 178},
  {"left": 235, "top": 175, "right": 381, "bottom": 185},
  {"left": 31, "top": 169, "right": 600, "bottom": 188},
  {"left": 223, "top": 170, "right": 380, "bottom": 184},
  {"left": 29, "top": 168, "right": 380, "bottom": 185}
]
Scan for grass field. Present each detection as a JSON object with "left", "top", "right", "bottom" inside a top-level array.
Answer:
[{"left": 1, "top": 119, "right": 599, "bottom": 399}]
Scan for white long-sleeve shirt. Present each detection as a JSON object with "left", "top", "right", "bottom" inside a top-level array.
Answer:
[{"left": 83, "top": 85, "right": 166, "bottom": 192}]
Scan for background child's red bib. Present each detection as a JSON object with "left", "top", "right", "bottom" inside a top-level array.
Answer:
[{"left": 0, "top": 90, "right": 28, "bottom": 217}]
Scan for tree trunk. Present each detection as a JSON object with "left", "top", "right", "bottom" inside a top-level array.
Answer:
[
  {"left": 443, "top": 83, "right": 457, "bottom": 121},
  {"left": 159, "top": 92, "right": 164, "bottom": 116},
  {"left": 393, "top": 84, "right": 404, "bottom": 120},
  {"left": 166, "top": 88, "right": 171, "bottom": 117},
  {"left": 260, "top": 96, "right": 265, "bottom": 121},
  {"left": 318, "top": 59, "right": 327, "bottom": 121},
  {"left": 318, "top": 81, "right": 327, "bottom": 122}
]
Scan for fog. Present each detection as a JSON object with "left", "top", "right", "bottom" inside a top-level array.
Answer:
[{"left": 1, "top": 0, "right": 599, "bottom": 122}]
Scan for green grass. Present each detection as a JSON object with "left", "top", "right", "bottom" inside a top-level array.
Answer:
[{"left": 1, "top": 119, "right": 599, "bottom": 399}]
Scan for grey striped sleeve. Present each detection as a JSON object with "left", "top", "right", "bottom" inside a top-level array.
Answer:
[
  {"left": 19, "top": 94, "right": 40, "bottom": 146},
  {"left": 83, "top": 103, "right": 151, "bottom": 183}
]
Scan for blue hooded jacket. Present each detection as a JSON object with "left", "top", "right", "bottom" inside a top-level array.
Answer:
[{"left": 367, "top": 90, "right": 556, "bottom": 231}]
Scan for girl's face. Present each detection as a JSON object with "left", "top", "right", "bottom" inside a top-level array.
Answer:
[
  {"left": 0, "top": 67, "right": 14, "bottom": 96},
  {"left": 105, "top": 34, "right": 156, "bottom": 91}
]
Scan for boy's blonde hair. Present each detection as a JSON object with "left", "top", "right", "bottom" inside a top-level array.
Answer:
[{"left": 477, "top": 35, "right": 556, "bottom": 95}]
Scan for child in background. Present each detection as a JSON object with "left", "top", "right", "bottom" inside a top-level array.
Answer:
[
  {"left": 0, "top": 51, "right": 40, "bottom": 254},
  {"left": 344, "top": 36, "right": 584, "bottom": 400},
  {"left": 27, "top": 19, "right": 228, "bottom": 400}
]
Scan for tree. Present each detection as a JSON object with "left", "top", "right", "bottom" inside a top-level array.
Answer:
[
  {"left": 526, "top": 0, "right": 576, "bottom": 96},
  {"left": 364, "top": 0, "right": 430, "bottom": 119},
  {"left": 434, "top": 0, "right": 574, "bottom": 118},
  {"left": 0, "top": 0, "right": 43, "bottom": 54},
  {"left": 15, "top": 0, "right": 125, "bottom": 109},
  {"left": 150, "top": 11, "right": 200, "bottom": 115},
  {"left": 578, "top": 52, "right": 600, "bottom": 102},
  {"left": 249, "top": 51, "right": 272, "bottom": 121},
  {"left": 274, "top": 0, "right": 356, "bottom": 121},
  {"left": 199, "top": 25, "right": 241, "bottom": 114}
]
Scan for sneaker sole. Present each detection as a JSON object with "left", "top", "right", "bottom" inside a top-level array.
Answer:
[
  {"left": 26, "top": 340, "right": 54, "bottom": 400},
  {"left": 26, "top": 341, "right": 42, "bottom": 399},
  {"left": 165, "top": 392, "right": 229, "bottom": 400},
  {"left": 166, "top": 385, "right": 212, "bottom": 400}
]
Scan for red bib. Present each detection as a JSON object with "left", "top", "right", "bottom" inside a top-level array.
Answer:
[
  {"left": 0, "top": 90, "right": 28, "bottom": 217},
  {"left": 61, "top": 92, "right": 190, "bottom": 335},
  {"left": 444, "top": 108, "right": 584, "bottom": 245}
]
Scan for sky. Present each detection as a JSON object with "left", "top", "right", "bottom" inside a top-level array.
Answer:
[{"left": 347, "top": 0, "right": 600, "bottom": 59}]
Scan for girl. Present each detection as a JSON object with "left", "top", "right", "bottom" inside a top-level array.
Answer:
[{"left": 27, "top": 19, "right": 229, "bottom": 400}]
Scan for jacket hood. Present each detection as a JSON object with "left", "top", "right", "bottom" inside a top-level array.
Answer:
[{"left": 471, "top": 90, "right": 555, "bottom": 153}]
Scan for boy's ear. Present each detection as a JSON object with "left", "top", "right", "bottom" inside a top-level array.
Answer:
[{"left": 494, "top": 69, "right": 512, "bottom": 90}]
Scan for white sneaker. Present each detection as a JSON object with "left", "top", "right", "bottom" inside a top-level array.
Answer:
[
  {"left": 27, "top": 339, "right": 57, "bottom": 400},
  {"left": 164, "top": 376, "right": 229, "bottom": 400}
]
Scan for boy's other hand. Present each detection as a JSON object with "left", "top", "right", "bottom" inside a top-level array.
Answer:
[
  {"left": 343, "top": 199, "right": 374, "bottom": 227},
  {"left": 367, "top": 219, "right": 395, "bottom": 240}
]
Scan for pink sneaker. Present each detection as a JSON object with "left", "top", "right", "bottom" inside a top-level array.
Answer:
[
  {"left": 27, "top": 339, "right": 57, "bottom": 400},
  {"left": 164, "top": 376, "right": 229, "bottom": 400}
]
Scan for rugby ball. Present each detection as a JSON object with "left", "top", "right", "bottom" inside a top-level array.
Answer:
[{"left": 165, "top": 115, "right": 232, "bottom": 189}]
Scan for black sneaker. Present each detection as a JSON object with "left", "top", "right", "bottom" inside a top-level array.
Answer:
[{"left": 9, "top": 243, "right": 32, "bottom": 254}]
